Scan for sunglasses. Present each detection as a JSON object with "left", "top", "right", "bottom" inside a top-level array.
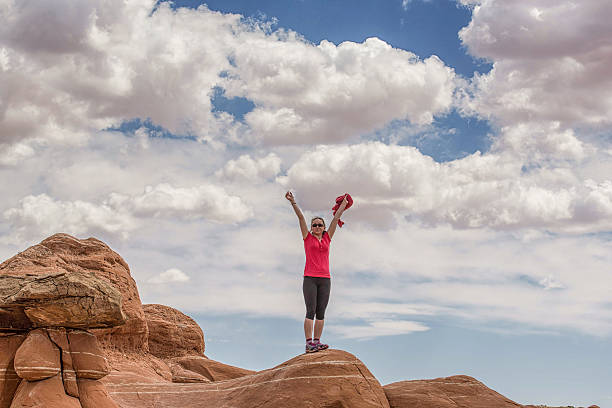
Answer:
[{"left": 311, "top": 223, "right": 324, "bottom": 228}]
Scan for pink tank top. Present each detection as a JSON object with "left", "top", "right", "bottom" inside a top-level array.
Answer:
[{"left": 303, "top": 232, "right": 331, "bottom": 278}]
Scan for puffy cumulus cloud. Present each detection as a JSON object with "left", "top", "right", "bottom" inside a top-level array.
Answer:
[
  {"left": 2, "top": 194, "right": 137, "bottom": 243},
  {"left": 225, "top": 36, "right": 456, "bottom": 144},
  {"left": 108, "top": 183, "right": 253, "bottom": 223},
  {"left": 0, "top": 0, "right": 242, "bottom": 147},
  {"left": 148, "top": 268, "right": 190, "bottom": 284},
  {"left": 459, "top": 0, "right": 612, "bottom": 128},
  {"left": 3, "top": 183, "right": 252, "bottom": 244},
  {"left": 492, "top": 121, "right": 587, "bottom": 163},
  {"left": 215, "top": 153, "right": 282, "bottom": 182},
  {"left": 0, "top": 140, "right": 36, "bottom": 166},
  {"left": 281, "top": 142, "right": 612, "bottom": 231},
  {"left": 0, "top": 0, "right": 457, "bottom": 154}
]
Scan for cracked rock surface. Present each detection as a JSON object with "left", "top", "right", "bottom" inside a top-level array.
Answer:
[{"left": 0, "top": 233, "right": 146, "bottom": 350}]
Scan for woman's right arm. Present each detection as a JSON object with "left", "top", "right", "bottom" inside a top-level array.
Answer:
[{"left": 285, "top": 191, "right": 309, "bottom": 239}]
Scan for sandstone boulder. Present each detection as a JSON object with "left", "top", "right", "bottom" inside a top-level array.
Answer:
[
  {"left": 68, "top": 329, "right": 109, "bottom": 380},
  {"left": 10, "top": 374, "right": 81, "bottom": 408},
  {"left": 384, "top": 375, "right": 522, "bottom": 408},
  {"left": 0, "top": 333, "right": 25, "bottom": 408},
  {"left": 143, "top": 303, "right": 205, "bottom": 358},
  {"left": 0, "top": 272, "right": 124, "bottom": 329},
  {"left": 13, "top": 328, "right": 60, "bottom": 381},
  {"left": 0, "top": 233, "right": 147, "bottom": 351},
  {"left": 105, "top": 349, "right": 390, "bottom": 408}
]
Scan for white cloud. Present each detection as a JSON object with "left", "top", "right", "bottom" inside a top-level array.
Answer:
[
  {"left": 0, "top": 0, "right": 457, "bottom": 152},
  {"left": 148, "top": 268, "right": 190, "bottom": 284},
  {"left": 0, "top": 0, "right": 242, "bottom": 146},
  {"left": 459, "top": 0, "right": 612, "bottom": 129},
  {"left": 0, "top": 141, "right": 36, "bottom": 166},
  {"left": 280, "top": 142, "right": 612, "bottom": 231},
  {"left": 539, "top": 274, "right": 565, "bottom": 290},
  {"left": 2, "top": 194, "right": 137, "bottom": 242},
  {"left": 2, "top": 183, "right": 253, "bottom": 244},
  {"left": 328, "top": 320, "right": 430, "bottom": 340},
  {"left": 108, "top": 183, "right": 253, "bottom": 223},
  {"left": 215, "top": 153, "right": 282, "bottom": 182},
  {"left": 227, "top": 36, "right": 456, "bottom": 144}
]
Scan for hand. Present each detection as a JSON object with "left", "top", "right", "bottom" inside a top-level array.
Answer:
[
  {"left": 341, "top": 195, "right": 349, "bottom": 206},
  {"left": 285, "top": 191, "right": 295, "bottom": 204}
]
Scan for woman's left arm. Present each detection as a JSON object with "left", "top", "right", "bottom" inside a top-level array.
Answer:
[{"left": 327, "top": 196, "right": 349, "bottom": 240}]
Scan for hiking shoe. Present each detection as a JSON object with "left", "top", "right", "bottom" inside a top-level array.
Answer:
[
  {"left": 314, "top": 341, "right": 329, "bottom": 351},
  {"left": 305, "top": 341, "right": 319, "bottom": 353}
]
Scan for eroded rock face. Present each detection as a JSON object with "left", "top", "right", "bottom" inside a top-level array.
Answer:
[
  {"left": 104, "top": 349, "right": 391, "bottom": 408},
  {"left": 384, "top": 375, "right": 522, "bottom": 408},
  {"left": 143, "top": 304, "right": 205, "bottom": 358},
  {"left": 0, "top": 333, "right": 25, "bottom": 408},
  {"left": 0, "top": 233, "right": 147, "bottom": 351},
  {"left": 0, "top": 272, "right": 125, "bottom": 330},
  {"left": 10, "top": 374, "right": 81, "bottom": 408},
  {"left": 68, "top": 329, "right": 110, "bottom": 380},
  {"left": 170, "top": 355, "right": 254, "bottom": 382},
  {"left": 78, "top": 378, "right": 120, "bottom": 408}
]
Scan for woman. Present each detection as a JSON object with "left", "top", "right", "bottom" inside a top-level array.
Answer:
[{"left": 285, "top": 191, "right": 349, "bottom": 353}]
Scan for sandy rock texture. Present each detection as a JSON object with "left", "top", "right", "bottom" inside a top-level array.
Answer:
[
  {"left": 384, "top": 375, "right": 523, "bottom": 408},
  {"left": 105, "top": 349, "right": 391, "bottom": 408},
  {"left": 0, "top": 333, "right": 25, "bottom": 408},
  {"left": 0, "top": 233, "right": 147, "bottom": 351},
  {"left": 0, "top": 271, "right": 124, "bottom": 329}
]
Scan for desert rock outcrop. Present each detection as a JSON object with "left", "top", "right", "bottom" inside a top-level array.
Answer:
[
  {"left": 384, "top": 375, "right": 522, "bottom": 408},
  {"left": 105, "top": 349, "right": 391, "bottom": 408},
  {"left": 143, "top": 303, "right": 205, "bottom": 358},
  {"left": 0, "top": 271, "right": 124, "bottom": 329},
  {"left": 0, "top": 233, "right": 147, "bottom": 351}
]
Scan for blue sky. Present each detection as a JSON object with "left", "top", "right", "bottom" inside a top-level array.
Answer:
[{"left": 1, "top": 0, "right": 612, "bottom": 406}]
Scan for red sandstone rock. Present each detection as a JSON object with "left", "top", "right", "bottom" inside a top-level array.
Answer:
[
  {"left": 384, "top": 375, "right": 522, "bottom": 408},
  {"left": 170, "top": 355, "right": 254, "bottom": 382},
  {"left": 78, "top": 378, "right": 120, "bottom": 408},
  {"left": 0, "top": 233, "right": 147, "bottom": 351},
  {"left": 13, "top": 328, "right": 61, "bottom": 381},
  {"left": 47, "top": 327, "right": 78, "bottom": 397},
  {"left": 10, "top": 373, "right": 81, "bottom": 408},
  {"left": 0, "top": 271, "right": 125, "bottom": 329},
  {"left": 168, "top": 361, "right": 211, "bottom": 383},
  {"left": 0, "top": 333, "right": 25, "bottom": 408},
  {"left": 143, "top": 304, "right": 205, "bottom": 358},
  {"left": 105, "top": 349, "right": 390, "bottom": 408},
  {"left": 103, "top": 352, "right": 173, "bottom": 386},
  {"left": 68, "top": 329, "right": 110, "bottom": 380}
]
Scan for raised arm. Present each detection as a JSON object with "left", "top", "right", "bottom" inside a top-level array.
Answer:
[
  {"left": 327, "top": 196, "right": 349, "bottom": 240},
  {"left": 285, "top": 191, "right": 309, "bottom": 239}
]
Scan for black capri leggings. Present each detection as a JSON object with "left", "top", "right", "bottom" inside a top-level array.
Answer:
[{"left": 303, "top": 276, "right": 331, "bottom": 320}]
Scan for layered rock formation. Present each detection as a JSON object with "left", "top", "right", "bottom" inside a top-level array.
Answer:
[{"left": 0, "top": 234, "right": 598, "bottom": 408}]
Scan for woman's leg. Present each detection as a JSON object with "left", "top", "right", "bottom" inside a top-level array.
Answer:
[
  {"left": 314, "top": 278, "right": 331, "bottom": 341},
  {"left": 302, "top": 277, "right": 317, "bottom": 340}
]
